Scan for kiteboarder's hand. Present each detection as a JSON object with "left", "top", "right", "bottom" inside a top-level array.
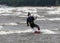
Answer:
[
  {"left": 27, "top": 24, "right": 29, "bottom": 26},
  {"left": 35, "top": 16, "right": 37, "bottom": 19}
]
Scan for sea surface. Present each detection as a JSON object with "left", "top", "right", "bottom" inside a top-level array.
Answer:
[{"left": 0, "top": 6, "right": 60, "bottom": 43}]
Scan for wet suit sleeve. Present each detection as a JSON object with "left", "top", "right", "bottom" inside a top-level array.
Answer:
[{"left": 33, "top": 16, "right": 37, "bottom": 20}]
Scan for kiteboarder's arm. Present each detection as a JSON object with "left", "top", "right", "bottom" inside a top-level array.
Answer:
[
  {"left": 34, "top": 16, "right": 37, "bottom": 20},
  {"left": 32, "top": 16, "right": 37, "bottom": 20},
  {"left": 27, "top": 19, "right": 29, "bottom": 26}
]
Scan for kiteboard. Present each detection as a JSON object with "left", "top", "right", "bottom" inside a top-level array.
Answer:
[{"left": 33, "top": 27, "right": 41, "bottom": 34}]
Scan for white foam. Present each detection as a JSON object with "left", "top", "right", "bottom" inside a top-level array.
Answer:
[
  {"left": 19, "top": 7, "right": 37, "bottom": 13},
  {"left": 33, "top": 27, "right": 56, "bottom": 34},
  {"left": 1, "top": 14, "right": 10, "bottom": 16},
  {"left": 0, "top": 23, "right": 18, "bottom": 25},
  {"left": 41, "top": 29, "right": 56, "bottom": 34},
  {"left": 0, "top": 26, "right": 3, "bottom": 30},
  {"left": 47, "top": 10, "right": 60, "bottom": 15},
  {"left": 0, "top": 29, "right": 57, "bottom": 35},
  {"left": 47, "top": 18, "right": 60, "bottom": 21},
  {"left": 0, "top": 29, "right": 33, "bottom": 35},
  {"left": 37, "top": 18, "right": 60, "bottom": 21},
  {"left": 20, "top": 22, "right": 26, "bottom": 23}
]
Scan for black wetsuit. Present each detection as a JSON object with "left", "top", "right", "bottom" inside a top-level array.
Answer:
[{"left": 27, "top": 16, "right": 40, "bottom": 30}]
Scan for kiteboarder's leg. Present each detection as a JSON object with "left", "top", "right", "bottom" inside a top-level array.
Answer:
[
  {"left": 33, "top": 24, "right": 40, "bottom": 33},
  {"left": 34, "top": 24, "right": 40, "bottom": 30}
]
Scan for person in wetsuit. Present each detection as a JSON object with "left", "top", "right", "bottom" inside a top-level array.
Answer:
[{"left": 27, "top": 12, "right": 40, "bottom": 31}]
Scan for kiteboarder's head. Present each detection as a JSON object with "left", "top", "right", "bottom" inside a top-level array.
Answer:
[{"left": 28, "top": 12, "right": 31, "bottom": 16}]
